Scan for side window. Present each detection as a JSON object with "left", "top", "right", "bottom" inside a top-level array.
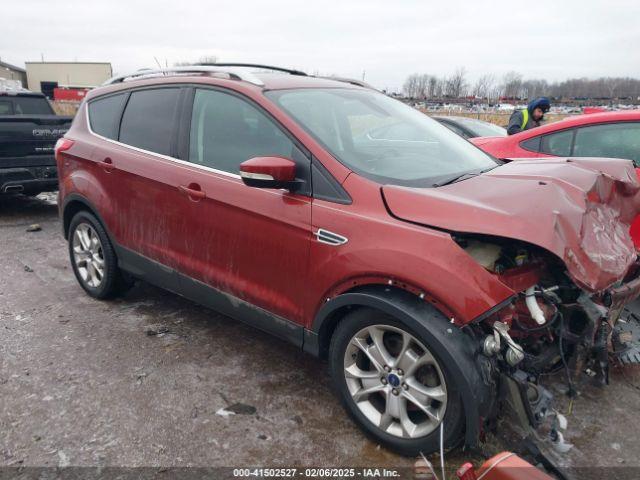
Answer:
[
  {"left": 540, "top": 129, "right": 574, "bottom": 156},
  {"left": 119, "top": 88, "right": 180, "bottom": 156},
  {"left": 188, "top": 89, "right": 296, "bottom": 174},
  {"left": 441, "top": 122, "right": 468, "bottom": 138},
  {"left": 573, "top": 123, "right": 640, "bottom": 166},
  {"left": 520, "top": 136, "right": 541, "bottom": 153},
  {"left": 88, "top": 93, "right": 128, "bottom": 140},
  {"left": 0, "top": 100, "right": 13, "bottom": 115}
]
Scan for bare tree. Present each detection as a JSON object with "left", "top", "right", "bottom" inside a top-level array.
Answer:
[
  {"left": 502, "top": 71, "right": 523, "bottom": 99},
  {"left": 473, "top": 74, "right": 495, "bottom": 99},
  {"left": 403, "top": 73, "right": 421, "bottom": 98},
  {"left": 445, "top": 67, "right": 467, "bottom": 98},
  {"left": 427, "top": 76, "right": 438, "bottom": 98}
]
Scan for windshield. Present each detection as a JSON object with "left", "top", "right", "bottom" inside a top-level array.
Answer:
[
  {"left": 456, "top": 117, "right": 507, "bottom": 137},
  {"left": 266, "top": 88, "right": 497, "bottom": 187}
]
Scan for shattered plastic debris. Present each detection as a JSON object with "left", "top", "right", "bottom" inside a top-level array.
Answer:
[
  {"left": 144, "top": 324, "right": 170, "bottom": 336},
  {"left": 216, "top": 403, "right": 257, "bottom": 416}
]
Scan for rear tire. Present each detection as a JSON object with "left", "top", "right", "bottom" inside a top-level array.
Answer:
[
  {"left": 329, "top": 308, "right": 465, "bottom": 456},
  {"left": 68, "top": 211, "right": 133, "bottom": 299}
]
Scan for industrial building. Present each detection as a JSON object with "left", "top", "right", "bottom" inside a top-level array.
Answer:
[
  {"left": 25, "top": 61, "right": 113, "bottom": 98},
  {"left": 0, "top": 60, "right": 27, "bottom": 87}
]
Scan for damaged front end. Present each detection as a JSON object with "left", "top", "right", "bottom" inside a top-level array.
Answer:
[
  {"left": 382, "top": 157, "right": 640, "bottom": 456},
  {"left": 458, "top": 234, "right": 640, "bottom": 455}
]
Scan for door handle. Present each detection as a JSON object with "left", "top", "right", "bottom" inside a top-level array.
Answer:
[
  {"left": 100, "top": 157, "right": 115, "bottom": 173},
  {"left": 178, "top": 184, "right": 206, "bottom": 200}
]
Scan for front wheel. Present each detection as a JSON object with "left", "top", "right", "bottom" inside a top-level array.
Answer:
[
  {"left": 68, "top": 211, "right": 132, "bottom": 299},
  {"left": 329, "top": 308, "right": 465, "bottom": 455}
]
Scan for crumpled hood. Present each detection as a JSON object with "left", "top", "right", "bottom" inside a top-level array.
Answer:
[{"left": 382, "top": 158, "right": 640, "bottom": 292}]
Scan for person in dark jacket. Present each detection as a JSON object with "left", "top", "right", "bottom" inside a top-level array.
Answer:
[{"left": 507, "top": 97, "right": 551, "bottom": 135}]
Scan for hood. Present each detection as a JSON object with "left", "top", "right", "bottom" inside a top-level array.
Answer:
[{"left": 382, "top": 158, "right": 640, "bottom": 292}]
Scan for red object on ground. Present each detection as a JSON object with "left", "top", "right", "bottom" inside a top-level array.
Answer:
[
  {"left": 456, "top": 462, "right": 478, "bottom": 480},
  {"left": 53, "top": 87, "right": 90, "bottom": 102},
  {"left": 471, "top": 110, "right": 640, "bottom": 247},
  {"left": 472, "top": 452, "right": 553, "bottom": 480}
]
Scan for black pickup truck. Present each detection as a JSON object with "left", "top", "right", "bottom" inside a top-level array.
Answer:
[{"left": 0, "top": 91, "right": 73, "bottom": 195}]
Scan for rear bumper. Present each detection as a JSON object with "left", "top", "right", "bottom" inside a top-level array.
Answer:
[{"left": 0, "top": 165, "right": 58, "bottom": 194}]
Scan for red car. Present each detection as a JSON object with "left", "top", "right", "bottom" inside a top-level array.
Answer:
[
  {"left": 471, "top": 111, "right": 640, "bottom": 245},
  {"left": 55, "top": 65, "right": 640, "bottom": 456}
]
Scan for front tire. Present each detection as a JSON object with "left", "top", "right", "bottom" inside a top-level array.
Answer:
[
  {"left": 329, "top": 308, "right": 465, "bottom": 456},
  {"left": 68, "top": 211, "right": 132, "bottom": 299}
]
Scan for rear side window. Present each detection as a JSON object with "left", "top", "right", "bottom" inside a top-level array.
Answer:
[
  {"left": 439, "top": 122, "right": 469, "bottom": 138},
  {"left": 540, "top": 129, "right": 574, "bottom": 156},
  {"left": 0, "top": 100, "right": 12, "bottom": 115},
  {"left": 188, "top": 88, "right": 296, "bottom": 174},
  {"left": 12, "top": 96, "right": 54, "bottom": 115},
  {"left": 520, "top": 136, "right": 541, "bottom": 153},
  {"left": 573, "top": 122, "right": 640, "bottom": 166},
  {"left": 119, "top": 88, "right": 180, "bottom": 156},
  {"left": 88, "top": 93, "right": 128, "bottom": 140}
]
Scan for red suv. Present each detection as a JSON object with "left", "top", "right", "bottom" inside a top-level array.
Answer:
[{"left": 56, "top": 65, "right": 640, "bottom": 456}]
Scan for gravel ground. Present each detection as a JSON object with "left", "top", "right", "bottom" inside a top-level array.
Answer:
[{"left": 1, "top": 193, "right": 639, "bottom": 478}]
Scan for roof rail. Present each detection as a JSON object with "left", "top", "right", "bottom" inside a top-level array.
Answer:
[
  {"left": 102, "top": 66, "right": 266, "bottom": 86},
  {"left": 198, "top": 63, "right": 307, "bottom": 76},
  {"left": 317, "top": 76, "right": 377, "bottom": 90}
]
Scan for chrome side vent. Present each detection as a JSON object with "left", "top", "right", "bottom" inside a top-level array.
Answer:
[{"left": 316, "top": 229, "right": 348, "bottom": 246}]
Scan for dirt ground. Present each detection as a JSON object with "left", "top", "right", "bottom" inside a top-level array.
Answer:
[{"left": 1, "top": 193, "right": 639, "bottom": 478}]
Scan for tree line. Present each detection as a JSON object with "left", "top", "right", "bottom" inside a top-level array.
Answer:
[{"left": 402, "top": 68, "right": 640, "bottom": 102}]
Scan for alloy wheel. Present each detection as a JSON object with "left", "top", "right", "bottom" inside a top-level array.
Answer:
[
  {"left": 72, "top": 223, "right": 105, "bottom": 288},
  {"left": 343, "top": 324, "right": 447, "bottom": 438}
]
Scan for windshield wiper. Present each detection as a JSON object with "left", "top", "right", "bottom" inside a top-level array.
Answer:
[{"left": 432, "top": 165, "right": 499, "bottom": 188}]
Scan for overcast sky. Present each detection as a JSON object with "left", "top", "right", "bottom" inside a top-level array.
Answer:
[{"left": 2, "top": 0, "right": 639, "bottom": 91}]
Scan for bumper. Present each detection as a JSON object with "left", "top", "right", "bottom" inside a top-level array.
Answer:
[
  {"left": 604, "top": 265, "right": 640, "bottom": 322},
  {"left": 0, "top": 165, "right": 58, "bottom": 194}
]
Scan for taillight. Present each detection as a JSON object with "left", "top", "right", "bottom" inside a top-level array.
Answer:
[{"left": 54, "top": 138, "right": 74, "bottom": 162}]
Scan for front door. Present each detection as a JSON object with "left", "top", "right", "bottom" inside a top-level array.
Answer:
[{"left": 175, "top": 87, "right": 313, "bottom": 325}]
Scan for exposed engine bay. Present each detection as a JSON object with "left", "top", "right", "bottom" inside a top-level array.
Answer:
[{"left": 458, "top": 236, "right": 640, "bottom": 457}]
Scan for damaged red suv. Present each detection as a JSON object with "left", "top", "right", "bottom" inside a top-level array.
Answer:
[{"left": 56, "top": 65, "right": 640, "bottom": 456}]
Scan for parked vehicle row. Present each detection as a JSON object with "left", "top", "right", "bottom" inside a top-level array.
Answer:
[{"left": 55, "top": 65, "right": 640, "bottom": 456}]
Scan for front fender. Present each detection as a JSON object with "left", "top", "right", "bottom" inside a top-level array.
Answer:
[{"left": 305, "top": 285, "right": 493, "bottom": 448}]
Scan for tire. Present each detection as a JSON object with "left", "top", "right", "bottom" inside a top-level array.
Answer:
[
  {"left": 329, "top": 308, "right": 465, "bottom": 456},
  {"left": 68, "top": 211, "right": 133, "bottom": 299}
]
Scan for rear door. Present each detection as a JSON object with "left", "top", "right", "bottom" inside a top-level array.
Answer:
[
  {"left": 176, "top": 86, "right": 313, "bottom": 324},
  {"left": 572, "top": 122, "right": 640, "bottom": 165},
  {"left": 87, "top": 86, "right": 195, "bottom": 290}
]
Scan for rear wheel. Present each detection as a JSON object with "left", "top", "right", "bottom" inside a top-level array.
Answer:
[
  {"left": 68, "top": 211, "right": 132, "bottom": 299},
  {"left": 329, "top": 308, "right": 465, "bottom": 455}
]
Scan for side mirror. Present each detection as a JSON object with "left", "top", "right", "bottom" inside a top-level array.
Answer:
[{"left": 239, "top": 156, "right": 302, "bottom": 191}]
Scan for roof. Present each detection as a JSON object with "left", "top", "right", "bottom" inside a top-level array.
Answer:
[
  {"left": 25, "top": 61, "right": 111, "bottom": 66},
  {"left": 256, "top": 73, "right": 366, "bottom": 90},
  {"left": 0, "top": 91, "right": 46, "bottom": 97},
  {"left": 0, "top": 60, "right": 26, "bottom": 73},
  {"left": 87, "top": 70, "right": 366, "bottom": 101}
]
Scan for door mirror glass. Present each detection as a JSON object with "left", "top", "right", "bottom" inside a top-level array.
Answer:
[{"left": 240, "top": 156, "right": 301, "bottom": 190}]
